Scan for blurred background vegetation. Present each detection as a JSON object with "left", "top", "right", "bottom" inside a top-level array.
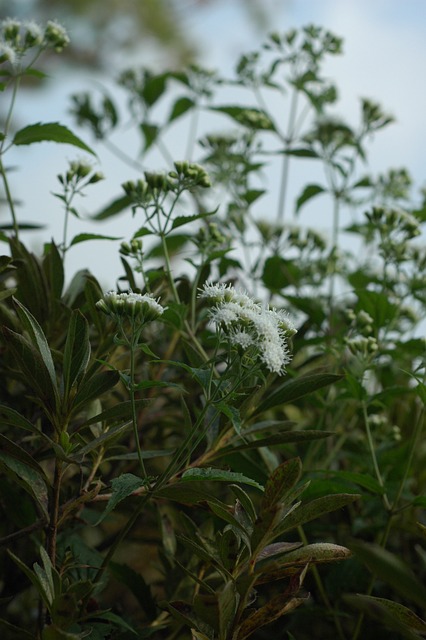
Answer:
[{"left": 0, "top": 0, "right": 281, "bottom": 68}]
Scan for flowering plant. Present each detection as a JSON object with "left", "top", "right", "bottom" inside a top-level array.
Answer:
[{"left": 0, "top": 18, "right": 425, "bottom": 640}]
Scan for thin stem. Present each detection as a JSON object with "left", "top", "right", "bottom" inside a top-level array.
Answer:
[
  {"left": 47, "top": 459, "right": 63, "bottom": 568},
  {"left": 361, "top": 400, "right": 391, "bottom": 511},
  {"left": 185, "top": 103, "right": 200, "bottom": 161},
  {"left": 276, "top": 88, "right": 299, "bottom": 223},
  {"left": 298, "top": 525, "right": 347, "bottom": 640},
  {"left": 129, "top": 332, "right": 147, "bottom": 478}
]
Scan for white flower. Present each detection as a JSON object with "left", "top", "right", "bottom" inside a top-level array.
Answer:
[
  {"left": 199, "top": 282, "right": 295, "bottom": 375},
  {"left": 23, "top": 21, "right": 43, "bottom": 47},
  {"left": 44, "top": 20, "right": 70, "bottom": 51},
  {"left": 96, "top": 290, "right": 165, "bottom": 323},
  {"left": 0, "top": 41, "right": 17, "bottom": 65}
]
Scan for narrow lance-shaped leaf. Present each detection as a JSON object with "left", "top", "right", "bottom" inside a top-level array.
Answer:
[
  {"left": 261, "top": 458, "right": 302, "bottom": 511},
  {"left": 255, "top": 373, "right": 343, "bottom": 415},
  {"left": 13, "top": 297, "right": 58, "bottom": 396},
  {"left": 276, "top": 493, "right": 360, "bottom": 535},
  {"left": 62, "top": 310, "right": 91, "bottom": 400}
]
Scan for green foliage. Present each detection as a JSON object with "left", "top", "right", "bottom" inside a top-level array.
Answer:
[{"left": 0, "top": 17, "right": 425, "bottom": 640}]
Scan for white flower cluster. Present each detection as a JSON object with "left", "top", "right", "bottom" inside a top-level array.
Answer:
[
  {"left": 0, "top": 17, "right": 69, "bottom": 66},
  {"left": 96, "top": 291, "right": 165, "bottom": 324},
  {"left": 199, "top": 282, "right": 296, "bottom": 375}
]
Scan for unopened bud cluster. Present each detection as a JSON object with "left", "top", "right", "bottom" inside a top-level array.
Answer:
[
  {"left": 199, "top": 282, "right": 296, "bottom": 375},
  {"left": 0, "top": 18, "right": 70, "bottom": 66},
  {"left": 346, "top": 309, "right": 374, "bottom": 336},
  {"left": 366, "top": 206, "right": 421, "bottom": 240},
  {"left": 120, "top": 239, "right": 143, "bottom": 257},
  {"left": 195, "top": 222, "right": 230, "bottom": 253},
  {"left": 96, "top": 290, "right": 165, "bottom": 324},
  {"left": 57, "top": 160, "right": 103, "bottom": 188},
  {"left": 123, "top": 162, "right": 211, "bottom": 204},
  {"left": 345, "top": 335, "right": 378, "bottom": 358}
]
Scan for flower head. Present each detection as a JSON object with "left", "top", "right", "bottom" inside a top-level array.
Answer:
[
  {"left": 44, "top": 20, "right": 70, "bottom": 51},
  {"left": 199, "top": 282, "right": 295, "bottom": 375},
  {"left": 96, "top": 291, "right": 165, "bottom": 324}
]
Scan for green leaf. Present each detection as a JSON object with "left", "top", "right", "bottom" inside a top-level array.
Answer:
[
  {"left": 255, "top": 373, "right": 343, "bottom": 415},
  {"left": 181, "top": 467, "right": 263, "bottom": 491},
  {"left": 261, "top": 458, "right": 302, "bottom": 511},
  {"left": 13, "top": 297, "right": 58, "bottom": 395},
  {"left": 3, "top": 327, "right": 58, "bottom": 414},
  {"left": 0, "top": 435, "right": 49, "bottom": 517},
  {"left": 43, "top": 241, "right": 64, "bottom": 300},
  {"left": 275, "top": 542, "right": 352, "bottom": 567},
  {"left": 281, "top": 147, "right": 319, "bottom": 158},
  {"left": 345, "top": 594, "right": 426, "bottom": 639},
  {"left": 92, "top": 195, "right": 132, "bottom": 220},
  {"left": 349, "top": 541, "right": 426, "bottom": 609},
  {"left": 237, "top": 591, "right": 305, "bottom": 640},
  {"left": 295, "top": 183, "right": 326, "bottom": 214},
  {"left": 210, "top": 106, "right": 276, "bottom": 131},
  {"left": 109, "top": 562, "right": 157, "bottom": 620},
  {"left": 216, "top": 430, "right": 333, "bottom": 456},
  {"left": 168, "top": 96, "right": 195, "bottom": 122},
  {"left": 320, "top": 470, "right": 384, "bottom": 495},
  {"left": 62, "top": 310, "right": 90, "bottom": 400},
  {"left": 140, "top": 122, "right": 159, "bottom": 151},
  {"left": 95, "top": 473, "right": 145, "bottom": 524},
  {"left": 69, "top": 233, "right": 122, "bottom": 247},
  {"left": 171, "top": 209, "right": 216, "bottom": 230},
  {"left": 277, "top": 493, "right": 359, "bottom": 535},
  {"left": 71, "top": 369, "right": 119, "bottom": 414},
  {"left": 13, "top": 122, "right": 95, "bottom": 156}
]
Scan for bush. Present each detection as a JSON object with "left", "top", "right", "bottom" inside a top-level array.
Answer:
[{"left": 0, "top": 19, "right": 425, "bottom": 640}]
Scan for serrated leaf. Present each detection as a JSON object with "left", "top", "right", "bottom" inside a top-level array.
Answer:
[
  {"left": 255, "top": 373, "right": 343, "bottom": 415},
  {"left": 69, "top": 233, "right": 122, "bottom": 247},
  {"left": 181, "top": 467, "right": 263, "bottom": 491},
  {"left": 95, "top": 473, "right": 145, "bottom": 524},
  {"left": 13, "top": 122, "right": 95, "bottom": 156}
]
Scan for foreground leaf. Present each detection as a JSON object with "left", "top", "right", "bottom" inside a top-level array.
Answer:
[{"left": 13, "top": 122, "right": 95, "bottom": 156}]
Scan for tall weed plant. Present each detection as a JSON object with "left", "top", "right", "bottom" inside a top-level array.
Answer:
[{"left": 0, "top": 18, "right": 425, "bottom": 640}]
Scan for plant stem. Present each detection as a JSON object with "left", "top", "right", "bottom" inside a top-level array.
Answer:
[
  {"left": 361, "top": 400, "right": 391, "bottom": 511},
  {"left": 129, "top": 331, "right": 147, "bottom": 478},
  {"left": 47, "top": 458, "right": 63, "bottom": 568},
  {"left": 276, "top": 88, "right": 298, "bottom": 223}
]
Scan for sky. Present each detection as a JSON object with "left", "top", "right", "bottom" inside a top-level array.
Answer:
[{"left": 4, "top": 0, "right": 426, "bottom": 288}]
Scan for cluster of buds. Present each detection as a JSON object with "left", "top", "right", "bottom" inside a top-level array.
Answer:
[
  {"left": 287, "top": 227, "right": 327, "bottom": 252},
  {"left": 369, "top": 414, "right": 401, "bottom": 443},
  {"left": 345, "top": 335, "right": 378, "bottom": 358},
  {"left": 120, "top": 238, "right": 143, "bottom": 258},
  {"left": 366, "top": 206, "right": 421, "bottom": 240},
  {"left": 123, "top": 162, "right": 211, "bottom": 204},
  {"left": 233, "top": 108, "right": 273, "bottom": 131},
  {"left": 194, "top": 222, "right": 230, "bottom": 254},
  {"left": 0, "top": 18, "right": 70, "bottom": 66},
  {"left": 57, "top": 160, "right": 103, "bottom": 189},
  {"left": 346, "top": 309, "right": 374, "bottom": 336},
  {"left": 96, "top": 290, "right": 165, "bottom": 324},
  {"left": 199, "top": 282, "right": 296, "bottom": 375}
]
